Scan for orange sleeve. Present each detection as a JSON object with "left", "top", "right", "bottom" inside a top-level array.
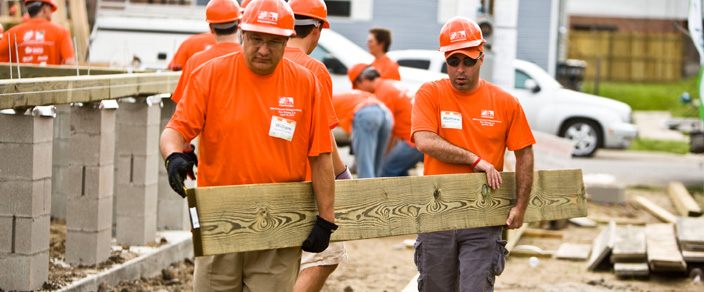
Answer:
[
  {"left": 505, "top": 95, "right": 536, "bottom": 151},
  {"left": 166, "top": 67, "right": 209, "bottom": 142},
  {"left": 411, "top": 82, "right": 439, "bottom": 142},
  {"left": 317, "top": 72, "right": 339, "bottom": 129},
  {"left": 60, "top": 28, "right": 75, "bottom": 63},
  {"left": 308, "top": 76, "right": 333, "bottom": 156},
  {"left": 171, "top": 58, "right": 194, "bottom": 103},
  {"left": 0, "top": 32, "right": 8, "bottom": 62},
  {"left": 168, "top": 44, "right": 189, "bottom": 71}
]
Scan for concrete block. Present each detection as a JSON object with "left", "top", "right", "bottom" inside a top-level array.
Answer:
[
  {"left": 65, "top": 228, "right": 111, "bottom": 265},
  {"left": 115, "top": 183, "right": 158, "bottom": 217},
  {"left": 0, "top": 113, "right": 53, "bottom": 144},
  {"left": 99, "top": 124, "right": 116, "bottom": 166},
  {"left": 0, "top": 216, "right": 11, "bottom": 253},
  {"left": 14, "top": 214, "right": 50, "bottom": 255},
  {"left": 67, "top": 165, "right": 114, "bottom": 199},
  {"left": 66, "top": 197, "right": 112, "bottom": 232},
  {"left": 70, "top": 106, "right": 102, "bottom": 135},
  {"left": 586, "top": 184, "right": 626, "bottom": 204},
  {"left": 117, "top": 100, "right": 161, "bottom": 126},
  {"left": 160, "top": 99, "right": 177, "bottom": 128},
  {"left": 157, "top": 197, "right": 189, "bottom": 231},
  {"left": 0, "top": 141, "right": 52, "bottom": 180},
  {"left": 100, "top": 108, "right": 117, "bottom": 136},
  {"left": 0, "top": 250, "right": 49, "bottom": 292},
  {"left": 0, "top": 178, "right": 51, "bottom": 217},
  {"left": 69, "top": 132, "right": 101, "bottom": 166},
  {"left": 116, "top": 213, "right": 157, "bottom": 245},
  {"left": 116, "top": 154, "right": 159, "bottom": 186},
  {"left": 116, "top": 124, "right": 160, "bottom": 156},
  {"left": 51, "top": 163, "right": 69, "bottom": 219}
]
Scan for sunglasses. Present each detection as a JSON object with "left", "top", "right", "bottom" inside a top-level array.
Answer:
[{"left": 446, "top": 52, "right": 483, "bottom": 67}]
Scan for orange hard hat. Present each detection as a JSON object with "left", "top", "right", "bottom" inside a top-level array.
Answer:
[
  {"left": 347, "top": 63, "right": 370, "bottom": 89},
  {"left": 438, "top": 16, "right": 485, "bottom": 52},
  {"left": 206, "top": 0, "right": 241, "bottom": 23},
  {"left": 288, "top": 0, "right": 329, "bottom": 29},
  {"left": 240, "top": 0, "right": 295, "bottom": 37},
  {"left": 24, "top": 0, "right": 57, "bottom": 12}
]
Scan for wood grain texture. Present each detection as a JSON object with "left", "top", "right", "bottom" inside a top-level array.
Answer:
[
  {"left": 633, "top": 196, "right": 676, "bottom": 223},
  {"left": 611, "top": 225, "right": 646, "bottom": 263},
  {"left": 668, "top": 181, "right": 703, "bottom": 217},
  {"left": 0, "top": 64, "right": 128, "bottom": 79},
  {"left": 676, "top": 216, "right": 704, "bottom": 251},
  {"left": 646, "top": 223, "right": 687, "bottom": 272},
  {"left": 187, "top": 169, "right": 587, "bottom": 256},
  {"left": 0, "top": 72, "right": 180, "bottom": 110}
]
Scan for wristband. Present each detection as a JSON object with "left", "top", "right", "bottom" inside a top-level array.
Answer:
[{"left": 470, "top": 157, "right": 481, "bottom": 168}]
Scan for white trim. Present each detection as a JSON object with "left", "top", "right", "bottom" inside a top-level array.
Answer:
[
  {"left": 547, "top": 0, "right": 559, "bottom": 77},
  {"left": 437, "top": 0, "right": 458, "bottom": 24},
  {"left": 351, "top": 0, "right": 374, "bottom": 21}
]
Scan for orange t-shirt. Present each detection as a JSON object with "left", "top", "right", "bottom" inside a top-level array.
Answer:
[
  {"left": 171, "top": 42, "right": 243, "bottom": 103},
  {"left": 166, "top": 52, "right": 332, "bottom": 187},
  {"left": 411, "top": 79, "right": 535, "bottom": 175},
  {"left": 332, "top": 90, "right": 385, "bottom": 134},
  {"left": 375, "top": 79, "right": 413, "bottom": 145},
  {"left": 0, "top": 19, "right": 75, "bottom": 65},
  {"left": 371, "top": 56, "right": 401, "bottom": 81},
  {"left": 167, "top": 33, "right": 216, "bottom": 71},
  {"left": 284, "top": 46, "right": 338, "bottom": 129}
]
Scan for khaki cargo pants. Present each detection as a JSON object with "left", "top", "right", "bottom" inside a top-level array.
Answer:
[{"left": 193, "top": 247, "right": 302, "bottom": 292}]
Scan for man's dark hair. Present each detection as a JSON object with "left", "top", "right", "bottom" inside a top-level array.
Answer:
[
  {"left": 369, "top": 27, "right": 392, "bottom": 53},
  {"left": 293, "top": 15, "right": 322, "bottom": 39},
  {"left": 26, "top": 1, "right": 46, "bottom": 17},
  {"left": 355, "top": 66, "right": 380, "bottom": 84},
  {"left": 211, "top": 22, "right": 239, "bottom": 36}
]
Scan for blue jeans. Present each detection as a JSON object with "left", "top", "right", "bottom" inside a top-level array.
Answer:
[
  {"left": 352, "top": 105, "right": 393, "bottom": 178},
  {"left": 381, "top": 140, "right": 424, "bottom": 177}
]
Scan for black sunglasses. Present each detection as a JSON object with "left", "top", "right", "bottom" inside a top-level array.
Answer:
[{"left": 446, "top": 52, "right": 483, "bottom": 67}]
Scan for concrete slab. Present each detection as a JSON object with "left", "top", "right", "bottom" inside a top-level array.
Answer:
[
  {"left": 0, "top": 250, "right": 49, "bottom": 292},
  {"left": 58, "top": 231, "right": 193, "bottom": 292}
]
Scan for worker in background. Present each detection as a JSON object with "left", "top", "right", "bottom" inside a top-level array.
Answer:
[
  {"left": 411, "top": 16, "right": 535, "bottom": 291},
  {"left": 0, "top": 0, "right": 75, "bottom": 65},
  {"left": 334, "top": 64, "right": 393, "bottom": 178},
  {"left": 160, "top": 0, "right": 336, "bottom": 290},
  {"left": 351, "top": 64, "right": 422, "bottom": 177},
  {"left": 367, "top": 27, "right": 400, "bottom": 81},
  {"left": 167, "top": 2, "right": 220, "bottom": 71},
  {"left": 283, "top": 0, "right": 351, "bottom": 291}
]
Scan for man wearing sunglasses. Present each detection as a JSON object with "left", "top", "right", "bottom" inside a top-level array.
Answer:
[{"left": 411, "top": 16, "right": 535, "bottom": 291}]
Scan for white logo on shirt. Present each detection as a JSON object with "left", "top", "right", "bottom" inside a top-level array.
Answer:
[
  {"left": 278, "top": 96, "right": 294, "bottom": 107},
  {"left": 23, "top": 30, "right": 34, "bottom": 41},
  {"left": 258, "top": 12, "right": 279, "bottom": 24},
  {"left": 481, "top": 110, "right": 494, "bottom": 119},
  {"left": 35, "top": 31, "right": 45, "bottom": 41},
  {"left": 450, "top": 31, "right": 467, "bottom": 42}
]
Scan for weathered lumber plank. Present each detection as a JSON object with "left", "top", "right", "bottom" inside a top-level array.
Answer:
[
  {"left": 646, "top": 223, "right": 687, "bottom": 272},
  {"left": 611, "top": 225, "right": 646, "bottom": 263},
  {"left": 633, "top": 196, "right": 676, "bottom": 223},
  {"left": 682, "top": 250, "right": 704, "bottom": 262},
  {"left": 523, "top": 228, "right": 564, "bottom": 239},
  {"left": 555, "top": 243, "right": 591, "bottom": 261},
  {"left": 0, "top": 72, "right": 180, "bottom": 110},
  {"left": 587, "top": 221, "right": 615, "bottom": 271},
  {"left": 668, "top": 181, "right": 703, "bottom": 217},
  {"left": 614, "top": 263, "right": 649, "bottom": 277},
  {"left": 186, "top": 169, "right": 587, "bottom": 256},
  {"left": 676, "top": 216, "right": 704, "bottom": 251},
  {"left": 0, "top": 64, "right": 128, "bottom": 79}
]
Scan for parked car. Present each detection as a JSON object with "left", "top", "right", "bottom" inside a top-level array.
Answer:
[{"left": 386, "top": 49, "right": 638, "bottom": 157}]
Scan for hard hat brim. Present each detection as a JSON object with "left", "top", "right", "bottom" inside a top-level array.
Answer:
[
  {"left": 240, "top": 23, "right": 295, "bottom": 37},
  {"left": 438, "top": 39, "right": 485, "bottom": 53}
]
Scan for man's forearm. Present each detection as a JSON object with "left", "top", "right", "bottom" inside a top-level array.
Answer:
[
  {"left": 309, "top": 153, "right": 335, "bottom": 222},
  {"left": 413, "top": 131, "right": 478, "bottom": 165},
  {"left": 514, "top": 146, "right": 534, "bottom": 210},
  {"left": 160, "top": 128, "right": 187, "bottom": 159}
]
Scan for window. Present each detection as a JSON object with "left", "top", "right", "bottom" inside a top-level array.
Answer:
[
  {"left": 325, "top": 0, "right": 351, "bottom": 17},
  {"left": 396, "top": 59, "right": 431, "bottom": 71},
  {"left": 515, "top": 70, "right": 533, "bottom": 89},
  {"left": 324, "top": 0, "right": 373, "bottom": 21}
]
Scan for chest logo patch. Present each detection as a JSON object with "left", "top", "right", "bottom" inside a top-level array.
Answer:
[
  {"left": 481, "top": 110, "right": 494, "bottom": 119},
  {"left": 279, "top": 96, "right": 294, "bottom": 107}
]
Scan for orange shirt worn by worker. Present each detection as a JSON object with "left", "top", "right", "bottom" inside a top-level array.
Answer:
[
  {"left": 371, "top": 56, "right": 401, "bottom": 81},
  {"left": 332, "top": 90, "right": 384, "bottom": 134},
  {"left": 171, "top": 43, "right": 243, "bottom": 103},
  {"left": 167, "top": 52, "right": 332, "bottom": 187},
  {"left": 411, "top": 78, "right": 535, "bottom": 175},
  {"left": 0, "top": 18, "right": 74, "bottom": 65},
  {"left": 284, "top": 46, "right": 338, "bottom": 129},
  {"left": 167, "top": 32, "right": 217, "bottom": 71},
  {"left": 374, "top": 78, "right": 413, "bottom": 144}
]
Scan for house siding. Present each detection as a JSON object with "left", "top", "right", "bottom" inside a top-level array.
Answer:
[{"left": 516, "top": 0, "right": 555, "bottom": 75}]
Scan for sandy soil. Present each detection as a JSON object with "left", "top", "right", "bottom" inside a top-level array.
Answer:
[{"left": 35, "top": 186, "right": 704, "bottom": 292}]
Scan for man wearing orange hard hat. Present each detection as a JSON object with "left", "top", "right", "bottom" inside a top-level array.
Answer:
[
  {"left": 411, "top": 16, "right": 535, "bottom": 291},
  {"left": 160, "top": 0, "right": 336, "bottom": 291},
  {"left": 167, "top": 0, "right": 226, "bottom": 71},
  {"left": 0, "top": 0, "right": 75, "bottom": 65},
  {"left": 283, "top": 0, "right": 350, "bottom": 291}
]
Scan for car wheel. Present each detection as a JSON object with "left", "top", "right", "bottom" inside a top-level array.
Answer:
[{"left": 559, "top": 119, "right": 602, "bottom": 157}]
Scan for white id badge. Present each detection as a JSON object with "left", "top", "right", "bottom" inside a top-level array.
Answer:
[
  {"left": 441, "top": 111, "right": 462, "bottom": 129},
  {"left": 269, "top": 116, "right": 297, "bottom": 141}
]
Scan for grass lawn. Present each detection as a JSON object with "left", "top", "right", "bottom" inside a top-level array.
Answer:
[
  {"left": 628, "top": 138, "right": 690, "bottom": 155},
  {"left": 581, "top": 76, "right": 702, "bottom": 118}
]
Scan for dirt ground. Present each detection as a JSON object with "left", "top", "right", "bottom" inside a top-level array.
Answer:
[{"left": 37, "top": 186, "right": 704, "bottom": 292}]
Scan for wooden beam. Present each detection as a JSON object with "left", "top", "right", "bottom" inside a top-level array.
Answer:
[
  {"left": 186, "top": 169, "right": 587, "bottom": 256},
  {"left": 587, "top": 221, "right": 615, "bottom": 271},
  {"left": 69, "top": 0, "right": 90, "bottom": 62},
  {"left": 0, "top": 72, "right": 180, "bottom": 110},
  {"left": 0, "top": 64, "right": 129, "bottom": 79},
  {"left": 611, "top": 224, "right": 646, "bottom": 263},
  {"left": 633, "top": 196, "right": 676, "bottom": 223},
  {"left": 676, "top": 217, "right": 704, "bottom": 251},
  {"left": 614, "top": 263, "right": 649, "bottom": 277},
  {"left": 668, "top": 181, "right": 703, "bottom": 217},
  {"left": 523, "top": 228, "right": 564, "bottom": 239},
  {"left": 555, "top": 243, "right": 591, "bottom": 261},
  {"left": 505, "top": 223, "right": 527, "bottom": 253},
  {"left": 646, "top": 223, "right": 687, "bottom": 272}
]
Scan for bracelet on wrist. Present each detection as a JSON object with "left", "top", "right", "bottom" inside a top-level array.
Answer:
[{"left": 470, "top": 157, "right": 481, "bottom": 168}]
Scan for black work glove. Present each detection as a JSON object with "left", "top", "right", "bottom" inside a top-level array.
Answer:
[
  {"left": 183, "top": 144, "right": 198, "bottom": 180},
  {"left": 165, "top": 152, "right": 196, "bottom": 198},
  {"left": 302, "top": 216, "right": 338, "bottom": 253}
]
